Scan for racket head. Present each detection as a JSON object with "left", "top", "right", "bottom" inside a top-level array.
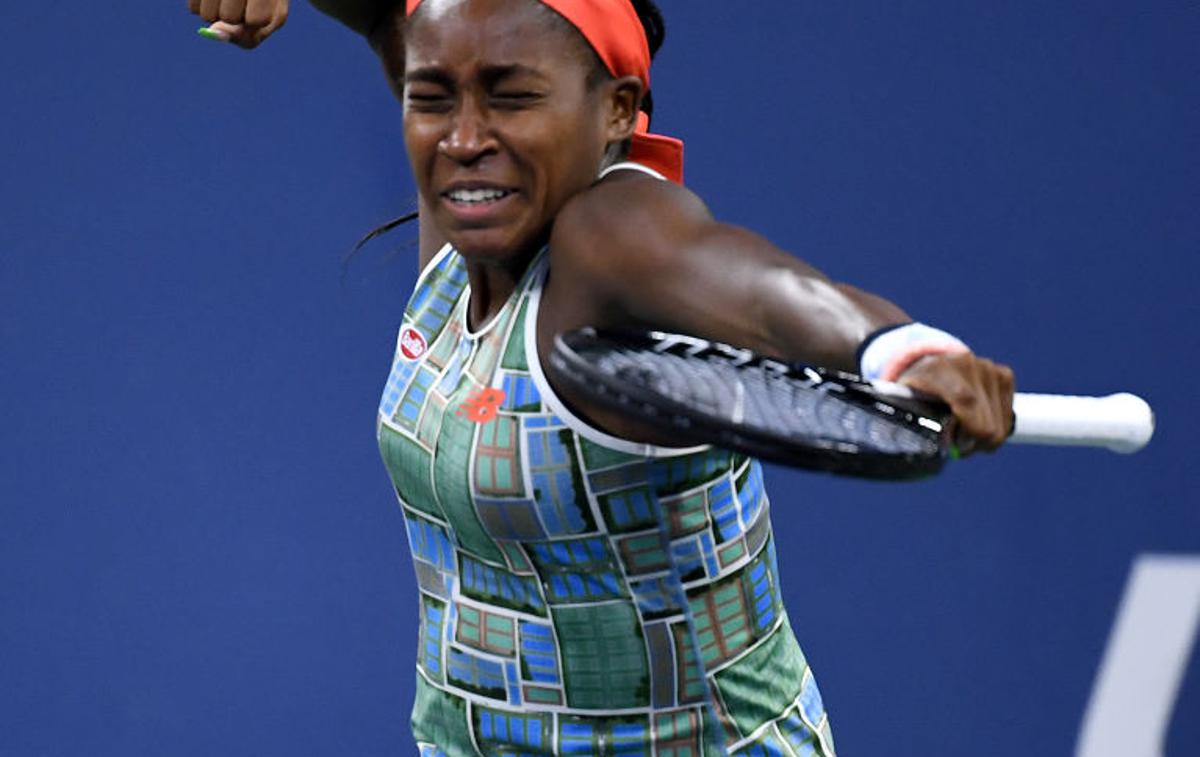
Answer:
[{"left": 549, "top": 327, "right": 955, "bottom": 480}]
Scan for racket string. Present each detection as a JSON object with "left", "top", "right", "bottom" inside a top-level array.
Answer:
[{"left": 599, "top": 346, "right": 938, "bottom": 455}]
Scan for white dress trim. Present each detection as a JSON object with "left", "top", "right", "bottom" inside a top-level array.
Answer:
[
  {"left": 523, "top": 256, "right": 711, "bottom": 458},
  {"left": 461, "top": 288, "right": 504, "bottom": 342},
  {"left": 460, "top": 247, "right": 550, "bottom": 341},
  {"left": 599, "top": 161, "right": 668, "bottom": 182},
  {"left": 415, "top": 242, "right": 455, "bottom": 287}
]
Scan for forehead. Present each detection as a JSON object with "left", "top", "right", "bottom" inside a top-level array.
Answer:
[{"left": 406, "top": 0, "right": 590, "bottom": 71}]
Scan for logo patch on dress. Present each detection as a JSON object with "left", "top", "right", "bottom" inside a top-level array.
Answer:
[
  {"left": 400, "top": 326, "right": 427, "bottom": 361},
  {"left": 458, "top": 388, "right": 506, "bottom": 423}
]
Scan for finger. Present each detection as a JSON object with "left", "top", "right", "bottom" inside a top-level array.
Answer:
[
  {"left": 990, "top": 363, "right": 1015, "bottom": 447},
  {"left": 951, "top": 365, "right": 986, "bottom": 457},
  {"left": 952, "top": 434, "right": 978, "bottom": 459},
  {"left": 198, "top": 21, "right": 235, "bottom": 42},
  {"left": 218, "top": 0, "right": 247, "bottom": 24},
  {"left": 221, "top": 22, "right": 262, "bottom": 48},
  {"left": 936, "top": 358, "right": 991, "bottom": 454},
  {"left": 245, "top": 0, "right": 286, "bottom": 28},
  {"left": 231, "top": 26, "right": 266, "bottom": 49},
  {"left": 956, "top": 357, "right": 989, "bottom": 448},
  {"left": 232, "top": 8, "right": 286, "bottom": 49},
  {"left": 904, "top": 369, "right": 978, "bottom": 457},
  {"left": 253, "top": 6, "right": 289, "bottom": 39},
  {"left": 978, "top": 359, "right": 1011, "bottom": 450},
  {"left": 967, "top": 362, "right": 1008, "bottom": 451},
  {"left": 944, "top": 409, "right": 981, "bottom": 460},
  {"left": 199, "top": 0, "right": 220, "bottom": 22},
  {"left": 977, "top": 361, "right": 1006, "bottom": 450},
  {"left": 967, "top": 359, "right": 1014, "bottom": 451},
  {"left": 989, "top": 362, "right": 1011, "bottom": 448},
  {"left": 188, "top": 0, "right": 202, "bottom": 16}
]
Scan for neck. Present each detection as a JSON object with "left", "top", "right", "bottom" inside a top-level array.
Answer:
[{"left": 463, "top": 245, "right": 541, "bottom": 332}]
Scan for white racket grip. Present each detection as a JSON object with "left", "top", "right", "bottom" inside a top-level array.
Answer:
[{"left": 1011, "top": 392, "right": 1155, "bottom": 453}]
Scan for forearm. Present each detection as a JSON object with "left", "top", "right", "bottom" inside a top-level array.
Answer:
[
  {"left": 758, "top": 270, "right": 910, "bottom": 372},
  {"left": 307, "top": 0, "right": 404, "bottom": 95},
  {"left": 668, "top": 241, "right": 905, "bottom": 371},
  {"left": 308, "top": 0, "right": 395, "bottom": 39}
]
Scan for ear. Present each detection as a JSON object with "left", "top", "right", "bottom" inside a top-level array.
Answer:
[{"left": 603, "top": 75, "right": 645, "bottom": 142}]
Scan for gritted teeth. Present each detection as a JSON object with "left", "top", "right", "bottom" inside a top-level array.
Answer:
[{"left": 445, "top": 187, "right": 512, "bottom": 204}]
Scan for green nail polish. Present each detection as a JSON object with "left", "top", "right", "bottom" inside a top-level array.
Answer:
[
  {"left": 197, "top": 27, "right": 226, "bottom": 42},
  {"left": 949, "top": 446, "right": 961, "bottom": 461}
]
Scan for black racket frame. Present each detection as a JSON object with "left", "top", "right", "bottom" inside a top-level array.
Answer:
[{"left": 549, "top": 328, "right": 956, "bottom": 480}]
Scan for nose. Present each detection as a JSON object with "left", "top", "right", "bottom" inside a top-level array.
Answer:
[{"left": 438, "top": 99, "right": 496, "bottom": 165}]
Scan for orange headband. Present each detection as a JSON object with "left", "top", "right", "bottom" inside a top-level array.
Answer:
[{"left": 407, "top": 0, "right": 684, "bottom": 183}]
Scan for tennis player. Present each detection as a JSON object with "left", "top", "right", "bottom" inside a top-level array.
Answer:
[
  {"left": 192, "top": 0, "right": 1014, "bottom": 753},
  {"left": 189, "top": 0, "right": 1011, "bottom": 445}
]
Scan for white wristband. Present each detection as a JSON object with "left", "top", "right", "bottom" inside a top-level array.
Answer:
[{"left": 858, "top": 322, "right": 970, "bottom": 382}]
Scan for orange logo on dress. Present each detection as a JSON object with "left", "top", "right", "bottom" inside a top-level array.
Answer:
[{"left": 458, "top": 388, "right": 506, "bottom": 423}]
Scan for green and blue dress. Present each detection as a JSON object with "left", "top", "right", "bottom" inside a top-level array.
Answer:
[{"left": 377, "top": 219, "right": 836, "bottom": 757}]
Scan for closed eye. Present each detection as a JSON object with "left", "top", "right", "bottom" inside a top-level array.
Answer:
[
  {"left": 406, "top": 91, "right": 453, "bottom": 112},
  {"left": 491, "top": 91, "right": 544, "bottom": 109}
]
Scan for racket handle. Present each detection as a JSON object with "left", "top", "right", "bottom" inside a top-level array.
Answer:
[{"left": 1011, "top": 392, "right": 1154, "bottom": 453}]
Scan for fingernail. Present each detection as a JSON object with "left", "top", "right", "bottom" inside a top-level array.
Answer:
[
  {"left": 949, "top": 446, "right": 961, "bottom": 461},
  {"left": 197, "top": 27, "right": 230, "bottom": 42}
]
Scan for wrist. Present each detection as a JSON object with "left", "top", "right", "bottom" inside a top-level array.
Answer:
[{"left": 857, "top": 322, "right": 970, "bottom": 382}]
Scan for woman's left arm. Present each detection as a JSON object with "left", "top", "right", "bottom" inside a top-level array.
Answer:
[{"left": 544, "top": 171, "right": 1014, "bottom": 452}]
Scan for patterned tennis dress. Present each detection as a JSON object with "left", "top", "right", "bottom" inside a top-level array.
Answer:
[{"left": 377, "top": 236, "right": 836, "bottom": 755}]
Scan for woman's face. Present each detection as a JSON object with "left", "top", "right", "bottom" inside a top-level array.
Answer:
[{"left": 403, "top": 0, "right": 634, "bottom": 263}]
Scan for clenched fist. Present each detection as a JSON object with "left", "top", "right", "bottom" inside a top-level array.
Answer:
[{"left": 898, "top": 352, "right": 1016, "bottom": 456}]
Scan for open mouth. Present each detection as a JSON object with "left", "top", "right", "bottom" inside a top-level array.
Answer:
[{"left": 442, "top": 187, "right": 514, "bottom": 205}]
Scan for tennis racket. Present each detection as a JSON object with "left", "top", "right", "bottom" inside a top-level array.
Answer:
[{"left": 548, "top": 328, "right": 1155, "bottom": 480}]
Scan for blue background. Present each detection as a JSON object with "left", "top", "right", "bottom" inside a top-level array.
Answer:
[{"left": 2, "top": 1, "right": 1197, "bottom": 754}]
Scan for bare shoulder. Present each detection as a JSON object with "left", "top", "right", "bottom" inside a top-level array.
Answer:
[
  {"left": 549, "top": 170, "right": 715, "bottom": 289},
  {"left": 550, "top": 171, "right": 711, "bottom": 261}
]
